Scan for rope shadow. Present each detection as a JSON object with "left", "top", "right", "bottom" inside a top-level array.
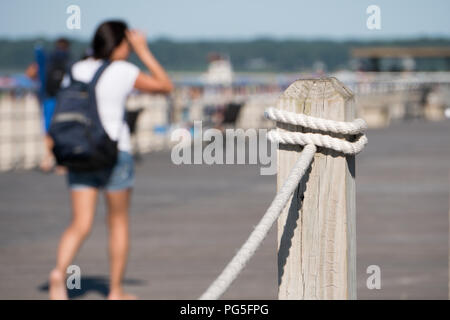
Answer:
[
  {"left": 276, "top": 145, "right": 355, "bottom": 288},
  {"left": 277, "top": 161, "right": 312, "bottom": 287}
]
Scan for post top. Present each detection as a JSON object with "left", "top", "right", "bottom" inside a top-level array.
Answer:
[{"left": 280, "top": 77, "right": 354, "bottom": 101}]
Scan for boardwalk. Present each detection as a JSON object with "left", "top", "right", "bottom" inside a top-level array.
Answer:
[{"left": 0, "top": 119, "right": 448, "bottom": 299}]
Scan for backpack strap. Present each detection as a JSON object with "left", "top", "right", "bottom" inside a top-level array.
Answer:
[
  {"left": 86, "top": 60, "right": 126, "bottom": 144},
  {"left": 89, "top": 60, "right": 111, "bottom": 90},
  {"left": 86, "top": 60, "right": 111, "bottom": 133},
  {"left": 66, "top": 62, "right": 75, "bottom": 84}
]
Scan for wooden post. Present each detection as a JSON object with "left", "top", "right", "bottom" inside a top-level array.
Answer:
[{"left": 277, "top": 78, "right": 356, "bottom": 299}]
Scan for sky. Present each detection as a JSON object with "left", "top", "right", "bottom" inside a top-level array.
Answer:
[{"left": 0, "top": 0, "right": 449, "bottom": 40}]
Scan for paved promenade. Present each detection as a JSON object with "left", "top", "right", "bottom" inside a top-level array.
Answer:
[{"left": 0, "top": 119, "right": 448, "bottom": 299}]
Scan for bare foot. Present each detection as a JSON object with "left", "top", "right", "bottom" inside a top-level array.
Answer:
[
  {"left": 107, "top": 290, "right": 138, "bottom": 300},
  {"left": 49, "top": 269, "right": 68, "bottom": 300}
]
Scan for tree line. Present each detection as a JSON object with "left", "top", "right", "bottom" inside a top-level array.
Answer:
[{"left": 0, "top": 37, "right": 449, "bottom": 73}]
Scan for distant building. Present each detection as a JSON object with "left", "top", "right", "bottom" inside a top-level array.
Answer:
[
  {"left": 203, "top": 53, "right": 234, "bottom": 86},
  {"left": 351, "top": 47, "right": 450, "bottom": 72}
]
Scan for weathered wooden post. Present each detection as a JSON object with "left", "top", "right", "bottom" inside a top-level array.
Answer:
[{"left": 277, "top": 78, "right": 357, "bottom": 299}]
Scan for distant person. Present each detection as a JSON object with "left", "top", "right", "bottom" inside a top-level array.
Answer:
[
  {"left": 48, "top": 20, "right": 173, "bottom": 300},
  {"left": 26, "top": 38, "right": 71, "bottom": 172}
]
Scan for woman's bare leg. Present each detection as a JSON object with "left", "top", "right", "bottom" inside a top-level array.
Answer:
[
  {"left": 49, "top": 188, "right": 98, "bottom": 300},
  {"left": 40, "top": 135, "right": 55, "bottom": 172},
  {"left": 105, "top": 188, "right": 136, "bottom": 300}
]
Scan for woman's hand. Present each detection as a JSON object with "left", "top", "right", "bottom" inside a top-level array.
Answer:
[
  {"left": 127, "top": 29, "right": 173, "bottom": 94},
  {"left": 126, "top": 29, "right": 150, "bottom": 55}
]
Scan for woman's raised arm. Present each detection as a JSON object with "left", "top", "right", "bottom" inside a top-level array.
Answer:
[{"left": 126, "top": 30, "right": 173, "bottom": 94}]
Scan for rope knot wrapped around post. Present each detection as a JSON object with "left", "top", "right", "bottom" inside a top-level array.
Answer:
[
  {"left": 199, "top": 105, "right": 367, "bottom": 300},
  {"left": 264, "top": 107, "right": 368, "bottom": 155}
]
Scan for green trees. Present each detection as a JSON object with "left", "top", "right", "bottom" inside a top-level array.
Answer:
[{"left": 0, "top": 37, "right": 449, "bottom": 73}]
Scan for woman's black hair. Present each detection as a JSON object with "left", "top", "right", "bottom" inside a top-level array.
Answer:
[{"left": 92, "top": 20, "right": 128, "bottom": 59}]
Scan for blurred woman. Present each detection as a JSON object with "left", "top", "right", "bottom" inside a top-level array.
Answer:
[
  {"left": 26, "top": 38, "right": 71, "bottom": 173},
  {"left": 49, "top": 20, "right": 173, "bottom": 300}
]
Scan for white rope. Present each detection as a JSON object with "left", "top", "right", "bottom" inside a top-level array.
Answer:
[
  {"left": 265, "top": 107, "right": 368, "bottom": 154},
  {"left": 265, "top": 107, "right": 367, "bottom": 135},
  {"left": 199, "top": 108, "right": 367, "bottom": 300},
  {"left": 199, "top": 144, "right": 317, "bottom": 300},
  {"left": 267, "top": 131, "right": 367, "bottom": 155}
]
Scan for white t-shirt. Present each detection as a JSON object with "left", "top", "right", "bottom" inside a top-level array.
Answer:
[{"left": 70, "top": 58, "right": 140, "bottom": 152}]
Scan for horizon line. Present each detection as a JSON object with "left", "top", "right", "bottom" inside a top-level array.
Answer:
[{"left": 1, "top": 33, "right": 450, "bottom": 43}]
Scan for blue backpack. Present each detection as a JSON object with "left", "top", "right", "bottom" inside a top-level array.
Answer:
[{"left": 49, "top": 60, "right": 119, "bottom": 171}]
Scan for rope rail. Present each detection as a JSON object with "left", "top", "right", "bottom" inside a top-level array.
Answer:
[{"left": 199, "top": 108, "right": 367, "bottom": 300}]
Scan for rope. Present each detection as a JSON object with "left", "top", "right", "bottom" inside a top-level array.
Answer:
[
  {"left": 199, "top": 144, "right": 317, "bottom": 300},
  {"left": 199, "top": 108, "right": 367, "bottom": 300},
  {"left": 267, "top": 131, "right": 367, "bottom": 155},
  {"left": 265, "top": 107, "right": 367, "bottom": 135}
]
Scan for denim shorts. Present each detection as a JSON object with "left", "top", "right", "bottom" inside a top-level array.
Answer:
[{"left": 67, "top": 151, "right": 135, "bottom": 191}]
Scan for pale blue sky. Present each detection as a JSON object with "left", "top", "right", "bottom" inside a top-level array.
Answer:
[{"left": 0, "top": 0, "right": 449, "bottom": 40}]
